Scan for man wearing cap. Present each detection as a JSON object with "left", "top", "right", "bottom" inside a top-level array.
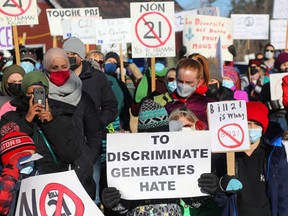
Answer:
[
  {"left": 19, "top": 47, "right": 37, "bottom": 74},
  {"left": 62, "top": 37, "right": 118, "bottom": 130}
]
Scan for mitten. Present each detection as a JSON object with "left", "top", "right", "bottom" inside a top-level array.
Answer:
[
  {"left": 101, "top": 187, "right": 121, "bottom": 209},
  {"left": 219, "top": 175, "right": 243, "bottom": 193},
  {"left": 2, "top": 151, "right": 32, "bottom": 180},
  {"left": 198, "top": 173, "right": 219, "bottom": 194}
]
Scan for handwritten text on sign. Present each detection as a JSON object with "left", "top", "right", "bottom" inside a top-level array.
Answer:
[
  {"left": 183, "top": 14, "right": 233, "bottom": 61},
  {"left": 207, "top": 101, "right": 250, "bottom": 152},
  {"left": 130, "top": 2, "right": 175, "bottom": 58},
  {"left": 107, "top": 131, "right": 211, "bottom": 200},
  {"left": 0, "top": 26, "right": 12, "bottom": 49}
]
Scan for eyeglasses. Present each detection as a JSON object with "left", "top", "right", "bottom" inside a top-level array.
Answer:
[
  {"left": 167, "top": 77, "right": 175, "bottom": 82},
  {"left": 265, "top": 49, "right": 274, "bottom": 53}
]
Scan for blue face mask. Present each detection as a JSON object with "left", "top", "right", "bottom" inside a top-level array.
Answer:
[
  {"left": 222, "top": 80, "right": 234, "bottom": 89},
  {"left": 104, "top": 63, "right": 117, "bottom": 74},
  {"left": 167, "top": 80, "right": 177, "bottom": 92},
  {"left": 155, "top": 63, "right": 164, "bottom": 73},
  {"left": 249, "top": 128, "right": 262, "bottom": 144},
  {"left": 20, "top": 161, "right": 34, "bottom": 175},
  {"left": 35, "top": 62, "right": 41, "bottom": 69},
  {"left": 20, "top": 61, "right": 35, "bottom": 73}
]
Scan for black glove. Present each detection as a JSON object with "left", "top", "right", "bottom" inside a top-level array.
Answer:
[
  {"left": 198, "top": 173, "right": 219, "bottom": 194},
  {"left": 228, "top": 45, "right": 236, "bottom": 58},
  {"left": 101, "top": 187, "right": 121, "bottom": 209},
  {"left": 178, "top": 46, "right": 187, "bottom": 59}
]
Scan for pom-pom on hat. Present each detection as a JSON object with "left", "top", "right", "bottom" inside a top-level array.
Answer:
[
  {"left": 63, "top": 37, "right": 86, "bottom": 59},
  {"left": 138, "top": 99, "right": 169, "bottom": 132},
  {"left": 246, "top": 101, "right": 269, "bottom": 133},
  {"left": 0, "top": 122, "right": 36, "bottom": 166}
]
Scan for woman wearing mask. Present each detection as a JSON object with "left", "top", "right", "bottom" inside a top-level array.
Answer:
[{"left": 263, "top": 43, "right": 275, "bottom": 74}]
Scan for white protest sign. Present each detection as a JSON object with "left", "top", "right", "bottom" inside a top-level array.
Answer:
[
  {"left": 101, "top": 43, "right": 127, "bottom": 57},
  {"left": 0, "top": 0, "right": 38, "bottom": 26},
  {"left": 270, "top": 72, "right": 288, "bottom": 101},
  {"left": 270, "top": 20, "right": 288, "bottom": 50},
  {"left": 95, "top": 18, "right": 131, "bottom": 45},
  {"left": 0, "top": 26, "right": 12, "bottom": 50},
  {"left": 207, "top": 100, "right": 250, "bottom": 153},
  {"left": 107, "top": 131, "right": 211, "bottom": 200},
  {"left": 46, "top": 8, "right": 100, "bottom": 36},
  {"left": 15, "top": 171, "right": 104, "bottom": 216},
  {"left": 61, "top": 17, "right": 102, "bottom": 44},
  {"left": 174, "top": 9, "right": 197, "bottom": 32},
  {"left": 183, "top": 14, "right": 233, "bottom": 61},
  {"left": 231, "top": 14, "right": 269, "bottom": 40},
  {"left": 197, "top": 7, "right": 220, "bottom": 16},
  {"left": 130, "top": 2, "right": 175, "bottom": 58},
  {"left": 273, "top": 0, "right": 288, "bottom": 19}
]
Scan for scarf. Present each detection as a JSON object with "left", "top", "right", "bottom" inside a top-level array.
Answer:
[{"left": 48, "top": 71, "right": 82, "bottom": 106}]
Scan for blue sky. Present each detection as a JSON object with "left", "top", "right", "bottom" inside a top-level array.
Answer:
[{"left": 175, "top": 0, "right": 232, "bottom": 17}]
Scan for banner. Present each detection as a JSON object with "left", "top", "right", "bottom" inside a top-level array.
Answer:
[
  {"left": 107, "top": 131, "right": 211, "bottom": 199},
  {"left": 273, "top": 0, "right": 288, "bottom": 19}
]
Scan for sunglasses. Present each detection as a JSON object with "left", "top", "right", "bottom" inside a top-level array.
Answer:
[
  {"left": 167, "top": 77, "right": 175, "bottom": 82},
  {"left": 265, "top": 49, "right": 274, "bottom": 53}
]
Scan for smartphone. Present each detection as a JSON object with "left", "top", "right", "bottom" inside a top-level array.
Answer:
[{"left": 33, "top": 87, "right": 46, "bottom": 109}]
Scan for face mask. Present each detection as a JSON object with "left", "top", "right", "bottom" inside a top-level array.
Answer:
[
  {"left": 222, "top": 80, "right": 234, "bottom": 89},
  {"left": 68, "top": 57, "right": 79, "bottom": 71},
  {"left": 265, "top": 51, "right": 274, "bottom": 59},
  {"left": 206, "top": 83, "right": 219, "bottom": 99},
  {"left": 167, "top": 80, "right": 177, "bottom": 92},
  {"left": 155, "top": 63, "right": 164, "bottom": 73},
  {"left": 49, "top": 70, "right": 70, "bottom": 86},
  {"left": 7, "top": 83, "right": 22, "bottom": 96},
  {"left": 177, "top": 82, "right": 197, "bottom": 98},
  {"left": 35, "top": 62, "right": 41, "bottom": 69},
  {"left": 104, "top": 63, "right": 117, "bottom": 74},
  {"left": 20, "top": 61, "right": 35, "bottom": 73},
  {"left": 20, "top": 161, "right": 34, "bottom": 175},
  {"left": 250, "top": 67, "right": 259, "bottom": 75},
  {"left": 181, "top": 127, "right": 195, "bottom": 132},
  {"left": 249, "top": 128, "right": 262, "bottom": 144}
]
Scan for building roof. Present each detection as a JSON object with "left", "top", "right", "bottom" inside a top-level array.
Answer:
[{"left": 46, "top": 0, "right": 183, "bottom": 19}]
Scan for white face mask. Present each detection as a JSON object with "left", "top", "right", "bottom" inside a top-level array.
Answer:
[
  {"left": 265, "top": 51, "right": 274, "bottom": 59},
  {"left": 222, "top": 80, "right": 234, "bottom": 89},
  {"left": 177, "top": 82, "right": 197, "bottom": 97},
  {"left": 181, "top": 127, "right": 195, "bottom": 132}
]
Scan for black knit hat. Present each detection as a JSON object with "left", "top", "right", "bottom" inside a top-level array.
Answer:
[
  {"left": 105, "top": 52, "right": 120, "bottom": 64},
  {"left": 138, "top": 99, "right": 169, "bottom": 132}
]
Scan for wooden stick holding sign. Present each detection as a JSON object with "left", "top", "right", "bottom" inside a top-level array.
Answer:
[
  {"left": 226, "top": 152, "right": 235, "bottom": 175},
  {"left": 22, "top": 32, "right": 27, "bottom": 46},
  {"left": 12, "top": 26, "right": 20, "bottom": 65},
  {"left": 119, "top": 43, "right": 125, "bottom": 83},
  {"left": 151, "top": 57, "right": 156, "bottom": 92},
  {"left": 53, "top": 36, "right": 57, "bottom": 48}
]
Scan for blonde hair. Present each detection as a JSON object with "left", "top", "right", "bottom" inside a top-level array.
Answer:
[{"left": 169, "top": 106, "right": 198, "bottom": 123}]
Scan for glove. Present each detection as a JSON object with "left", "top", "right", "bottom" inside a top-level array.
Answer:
[
  {"left": 178, "top": 46, "right": 187, "bottom": 59},
  {"left": 219, "top": 175, "right": 243, "bottom": 193},
  {"left": 198, "top": 173, "right": 219, "bottom": 194},
  {"left": 2, "top": 151, "right": 33, "bottom": 180},
  {"left": 101, "top": 187, "right": 121, "bottom": 209},
  {"left": 228, "top": 45, "right": 236, "bottom": 58}
]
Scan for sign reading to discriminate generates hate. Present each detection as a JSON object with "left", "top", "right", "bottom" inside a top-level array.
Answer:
[{"left": 130, "top": 2, "right": 175, "bottom": 58}]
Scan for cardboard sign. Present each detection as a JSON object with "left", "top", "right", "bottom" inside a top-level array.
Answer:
[
  {"left": 273, "top": 0, "right": 288, "bottom": 19},
  {"left": 0, "top": 0, "right": 38, "bottom": 26},
  {"left": 107, "top": 131, "right": 211, "bottom": 200},
  {"left": 183, "top": 14, "right": 233, "bottom": 61},
  {"left": 15, "top": 171, "right": 104, "bottom": 215},
  {"left": 130, "top": 2, "right": 175, "bottom": 58},
  {"left": 270, "top": 72, "right": 288, "bottom": 101},
  {"left": 207, "top": 100, "right": 250, "bottom": 153},
  {"left": 231, "top": 14, "right": 269, "bottom": 40},
  {"left": 46, "top": 8, "right": 100, "bottom": 36},
  {"left": 270, "top": 20, "right": 288, "bottom": 50},
  {"left": 0, "top": 25, "right": 12, "bottom": 49}
]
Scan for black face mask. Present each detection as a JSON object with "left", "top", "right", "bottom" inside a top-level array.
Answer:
[
  {"left": 206, "top": 83, "right": 219, "bottom": 99},
  {"left": 250, "top": 67, "right": 259, "bottom": 75},
  {"left": 68, "top": 57, "right": 79, "bottom": 70},
  {"left": 7, "top": 83, "right": 22, "bottom": 96}
]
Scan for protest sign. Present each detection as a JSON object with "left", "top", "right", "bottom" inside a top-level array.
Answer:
[
  {"left": 101, "top": 43, "right": 127, "bottom": 56},
  {"left": 183, "top": 14, "right": 233, "bottom": 61},
  {"left": 231, "top": 14, "right": 269, "bottom": 40},
  {"left": 95, "top": 18, "right": 131, "bottom": 45},
  {"left": 174, "top": 9, "right": 197, "bottom": 32},
  {"left": 15, "top": 171, "right": 103, "bottom": 216},
  {"left": 273, "top": 0, "right": 288, "bottom": 19},
  {"left": 207, "top": 100, "right": 250, "bottom": 153},
  {"left": 46, "top": 8, "right": 100, "bottom": 36},
  {"left": 270, "top": 20, "right": 287, "bottom": 50},
  {"left": 197, "top": 7, "right": 220, "bottom": 16},
  {"left": 0, "top": 26, "right": 12, "bottom": 49},
  {"left": 0, "top": 0, "right": 38, "bottom": 26},
  {"left": 270, "top": 72, "right": 288, "bottom": 101},
  {"left": 130, "top": 2, "right": 175, "bottom": 58},
  {"left": 107, "top": 131, "right": 211, "bottom": 199}
]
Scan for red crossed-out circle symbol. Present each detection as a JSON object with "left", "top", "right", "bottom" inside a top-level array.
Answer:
[
  {"left": 217, "top": 123, "right": 244, "bottom": 149},
  {"left": 135, "top": 11, "right": 172, "bottom": 48},
  {"left": 0, "top": 0, "right": 32, "bottom": 16},
  {"left": 39, "top": 183, "right": 84, "bottom": 216}
]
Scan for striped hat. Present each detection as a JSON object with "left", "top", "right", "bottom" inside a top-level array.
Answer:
[{"left": 0, "top": 122, "right": 36, "bottom": 166}]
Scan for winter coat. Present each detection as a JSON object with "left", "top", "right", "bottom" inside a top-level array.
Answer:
[{"left": 79, "top": 61, "right": 118, "bottom": 129}]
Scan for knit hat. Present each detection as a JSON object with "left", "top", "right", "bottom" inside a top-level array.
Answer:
[
  {"left": 246, "top": 101, "right": 269, "bottom": 133},
  {"left": 249, "top": 59, "right": 261, "bottom": 67},
  {"left": 63, "top": 37, "right": 86, "bottom": 59},
  {"left": 209, "top": 63, "right": 223, "bottom": 83},
  {"left": 275, "top": 52, "right": 288, "bottom": 70},
  {"left": 21, "top": 71, "right": 49, "bottom": 94},
  {"left": 20, "top": 48, "right": 37, "bottom": 64},
  {"left": 138, "top": 99, "right": 169, "bottom": 132},
  {"left": 105, "top": 52, "right": 120, "bottom": 64},
  {"left": 43, "top": 48, "right": 70, "bottom": 71},
  {"left": 0, "top": 122, "right": 36, "bottom": 166},
  {"left": 223, "top": 66, "right": 239, "bottom": 85}
]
